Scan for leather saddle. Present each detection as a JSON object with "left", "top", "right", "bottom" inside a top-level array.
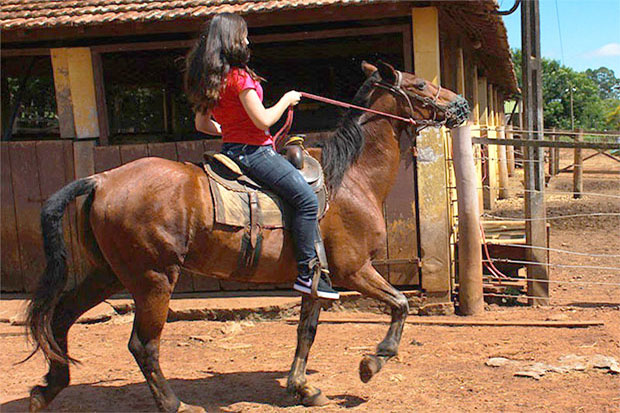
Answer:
[{"left": 201, "top": 140, "right": 328, "bottom": 277}]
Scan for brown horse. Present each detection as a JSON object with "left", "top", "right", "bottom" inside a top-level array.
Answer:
[{"left": 26, "top": 61, "right": 468, "bottom": 412}]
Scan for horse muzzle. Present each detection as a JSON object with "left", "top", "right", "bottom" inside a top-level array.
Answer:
[{"left": 444, "top": 96, "right": 470, "bottom": 129}]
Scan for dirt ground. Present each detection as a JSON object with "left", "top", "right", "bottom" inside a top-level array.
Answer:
[{"left": 1, "top": 149, "right": 619, "bottom": 412}]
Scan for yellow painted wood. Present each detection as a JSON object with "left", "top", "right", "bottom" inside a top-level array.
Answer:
[
  {"left": 412, "top": 6, "right": 450, "bottom": 297},
  {"left": 412, "top": 7, "right": 440, "bottom": 85},
  {"left": 50, "top": 49, "right": 76, "bottom": 138},
  {"left": 487, "top": 85, "right": 498, "bottom": 202},
  {"left": 51, "top": 48, "right": 100, "bottom": 139},
  {"left": 477, "top": 76, "right": 488, "bottom": 127},
  {"left": 416, "top": 127, "right": 451, "bottom": 294},
  {"left": 67, "top": 48, "right": 99, "bottom": 139}
]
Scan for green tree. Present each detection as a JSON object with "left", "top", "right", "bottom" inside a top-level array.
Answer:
[{"left": 585, "top": 67, "right": 620, "bottom": 100}]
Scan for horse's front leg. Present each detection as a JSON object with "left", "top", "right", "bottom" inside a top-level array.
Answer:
[
  {"left": 286, "top": 295, "right": 329, "bottom": 406},
  {"left": 341, "top": 260, "right": 409, "bottom": 383}
]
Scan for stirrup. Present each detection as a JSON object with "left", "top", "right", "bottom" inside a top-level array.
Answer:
[{"left": 309, "top": 258, "right": 333, "bottom": 299}]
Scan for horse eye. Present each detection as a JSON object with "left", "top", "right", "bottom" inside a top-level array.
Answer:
[{"left": 413, "top": 81, "right": 426, "bottom": 91}]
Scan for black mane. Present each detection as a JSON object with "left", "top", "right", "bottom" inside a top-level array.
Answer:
[{"left": 315, "top": 73, "right": 379, "bottom": 194}]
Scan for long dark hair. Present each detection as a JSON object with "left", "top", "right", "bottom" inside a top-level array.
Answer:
[{"left": 184, "top": 13, "right": 260, "bottom": 113}]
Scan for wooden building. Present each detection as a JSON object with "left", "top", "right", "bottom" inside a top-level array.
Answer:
[{"left": 1, "top": 0, "right": 518, "bottom": 309}]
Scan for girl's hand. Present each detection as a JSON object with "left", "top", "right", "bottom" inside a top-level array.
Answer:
[{"left": 284, "top": 91, "right": 302, "bottom": 106}]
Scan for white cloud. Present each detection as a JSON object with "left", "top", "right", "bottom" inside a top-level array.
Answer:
[{"left": 586, "top": 43, "right": 620, "bottom": 57}]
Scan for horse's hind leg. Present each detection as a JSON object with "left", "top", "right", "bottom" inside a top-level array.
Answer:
[
  {"left": 30, "top": 267, "right": 123, "bottom": 413},
  {"left": 127, "top": 268, "right": 204, "bottom": 413},
  {"left": 341, "top": 261, "right": 409, "bottom": 383},
  {"left": 286, "top": 296, "right": 329, "bottom": 406}
]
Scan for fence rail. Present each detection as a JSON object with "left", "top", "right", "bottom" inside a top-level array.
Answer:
[{"left": 472, "top": 137, "right": 620, "bottom": 150}]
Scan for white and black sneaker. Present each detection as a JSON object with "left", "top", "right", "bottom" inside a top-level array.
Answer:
[{"left": 294, "top": 274, "right": 340, "bottom": 300}]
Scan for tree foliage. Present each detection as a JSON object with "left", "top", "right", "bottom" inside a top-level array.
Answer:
[{"left": 511, "top": 49, "right": 620, "bottom": 131}]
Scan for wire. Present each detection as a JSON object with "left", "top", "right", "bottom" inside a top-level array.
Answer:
[
  {"left": 486, "top": 275, "right": 620, "bottom": 287},
  {"left": 479, "top": 185, "right": 620, "bottom": 199},
  {"left": 482, "top": 243, "right": 620, "bottom": 258},
  {"left": 481, "top": 213, "right": 620, "bottom": 221},
  {"left": 483, "top": 293, "right": 619, "bottom": 305},
  {"left": 473, "top": 127, "right": 620, "bottom": 138},
  {"left": 483, "top": 258, "right": 620, "bottom": 272},
  {"left": 474, "top": 157, "right": 546, "bottom": 164},
  {"left": 555, "top": 0, "right": 565, "bottom": 66}
]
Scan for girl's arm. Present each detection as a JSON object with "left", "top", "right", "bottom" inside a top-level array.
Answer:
[
  {"left": 195, "top": 111, "right": 222, "bottom": 135},
  {"left": 239, "top": 89, "right": 301, "bottom": 131}
]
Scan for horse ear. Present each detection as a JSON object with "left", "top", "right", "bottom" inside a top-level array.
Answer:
[
  {"left": 377, "top": 61, "right": 397, "bottom": 85},
  {"left": 361, "top": 61, "right": 378, "bottom": 78}
]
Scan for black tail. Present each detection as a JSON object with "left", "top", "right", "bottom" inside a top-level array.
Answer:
[{"left": 24, "top": 177, "right": 97, "bottom": 364}]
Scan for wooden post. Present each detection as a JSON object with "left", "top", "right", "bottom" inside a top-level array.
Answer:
[
  {"left": 573, "top": 129, "right": 583, "bottom": 198},
  {"left": 521, "top": 0, "right": 549, "bottom": 305},
  {"left": 506, "top": 125, "right": 516, "bottom": 176},
  {"left": 91, "top": 51, "right": 109, "bottom": 145},
  {"left": 478, "top": 77, "right": 495, "bottom": 210},
  {"left": 547, "top": 128, "right": 555, "bottom": 176},
  {"left": 412, "top": 7, "right": 452, "bottom": 307},
  {"left": 456, "top": 47, "right": 466, "bottom": 96},
  {"left": 497, "top": 126, "right": 510, "bottom": 199},
  {"left": 51, "top": 48, "right": 100, "bottom": 139},
  {"left": 553, "top": 130, "right": 560, "bottom": 176},
  {"left": 452, "top": 124, "right": 483, "bottom": 315}
]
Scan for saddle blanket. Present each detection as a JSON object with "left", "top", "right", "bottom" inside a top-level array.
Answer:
[{"left": 209, "top": 178, "right": 286, "bottom": 229}]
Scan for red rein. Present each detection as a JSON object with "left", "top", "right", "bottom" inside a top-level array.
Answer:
[{"left": 273, "top": 91, "right": 417, "bottom": 150}]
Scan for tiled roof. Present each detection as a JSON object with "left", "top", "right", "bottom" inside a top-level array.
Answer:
[{"left": 0, "top": 0, "right": 398, "bottom": 30}]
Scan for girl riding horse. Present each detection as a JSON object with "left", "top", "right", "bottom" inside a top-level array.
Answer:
[{"left": 185, "top": 13, "right": 339, "bottom": 300}]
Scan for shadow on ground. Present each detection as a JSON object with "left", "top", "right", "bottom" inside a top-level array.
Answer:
[{"left": 2, "top": 369, "right": 367, "bottom": 412}]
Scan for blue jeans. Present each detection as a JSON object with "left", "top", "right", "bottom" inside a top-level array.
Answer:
[{"left": 222, "top": 143, "right": 319, "bottom": 277}]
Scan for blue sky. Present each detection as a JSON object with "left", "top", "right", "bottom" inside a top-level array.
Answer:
[{"left": 501, "top": 0, "right": 620, "bottom": 75}]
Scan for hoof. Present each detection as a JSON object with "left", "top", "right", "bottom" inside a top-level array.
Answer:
[
  {"left": 301, "top": 389, "right": 330, "bottom": 407},
  {"left": 29, "top": 386, "right": 48, "bottom": 413},
  {"left": 177, "top": 402, "right": 206, "bottom": 413},
  {"left": 359, "top": 355, "right": 381, "bottom": 383}
]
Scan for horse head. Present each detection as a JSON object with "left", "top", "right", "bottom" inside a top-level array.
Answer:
[{"left": 362, "top": 61, "right": 470, "bottom": 129}]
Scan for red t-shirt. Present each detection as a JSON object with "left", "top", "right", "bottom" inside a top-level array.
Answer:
[{"left": 211, "top": 68, "right": 273, "bottom": 146}]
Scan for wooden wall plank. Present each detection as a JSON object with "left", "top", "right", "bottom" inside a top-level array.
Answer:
[
  {"left": 147, "top": 142, "right": 178, "bottom": 161},
  {"left": 37, "top": 141, "right": 79, "bottom": 290},
  {"left": 176, "top": 140, "right": 205, "bottom": 163},
  {"left": 1, "top": 144, "right": 24, "bottom": 291},
  {"left": 94, "top": 145, "right": 121, "bottom": 173},
  {"left": 202, "top": 139, "right": 222, "bottom": 152},
  {"left": 120, "top": 144, "right": 149, "bottom": 165},
  {"left": 9, "top": 142, "right": 46, "bottom": 292},
  {"left": 385, "top": 153, "right": 419, "bottom": 286}
]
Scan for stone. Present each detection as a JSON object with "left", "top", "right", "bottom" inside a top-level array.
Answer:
[
  {"left": 590, "top": 355, "right": 618, "bottom": 370},
  {"left": 514, "top": 370, "right": 543, "bottom": 380},
  {"left": 486, "top": 357, "right": 514, "bottom": 368},
  {"left": 189, "top": 335, "right": 213, "bottom": 343}
]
